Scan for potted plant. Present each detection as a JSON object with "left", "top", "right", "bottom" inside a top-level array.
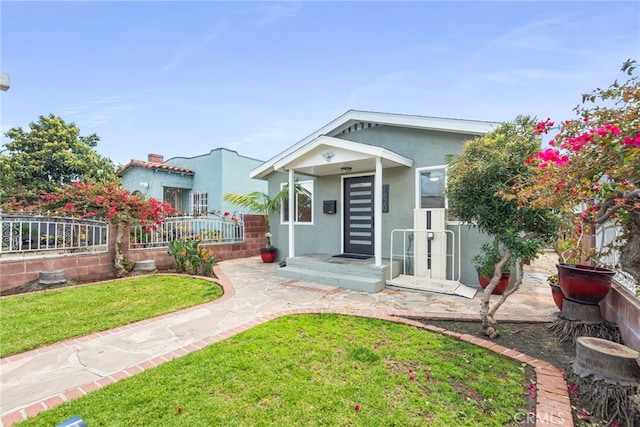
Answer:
[
  {"left": 223, "top": 188, "right": 291, "bottom": 263},
  {"left": 472, "top": 242, "right": 514, "bottom": 295},
  {"left": 552, "top": 228, "right": 616, "bottom": 305},
  {"left": 547, "top": 274, "right": 564, "bottom": 310}
]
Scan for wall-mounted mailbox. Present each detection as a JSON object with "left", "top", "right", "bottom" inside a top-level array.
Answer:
[{"left": 323, "top": 200, "right": 337, "bottom": 214}]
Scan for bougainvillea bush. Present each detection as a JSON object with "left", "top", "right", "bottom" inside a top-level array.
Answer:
[
  {"left": 3, "top": 182, "right": 175, "bottom": 276},
  {"left": 519, "top": 60, "right": 639, "bottom": 282}
]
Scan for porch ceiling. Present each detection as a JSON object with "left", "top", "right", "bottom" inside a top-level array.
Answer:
[{"left": 273, "top": 135, "right": 412, "bottom": 176}]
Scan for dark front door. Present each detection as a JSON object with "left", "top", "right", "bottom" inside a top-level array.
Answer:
[{"left": 344, "top": 175, "right": 374, "bottom": 255}]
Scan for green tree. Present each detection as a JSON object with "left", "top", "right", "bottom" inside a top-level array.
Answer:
[
  {"left": 0, "top": 114, "right": 117, "bottom": 205},
  {"left": 446, "top": 116, "right": 561, "bottom": 338}
]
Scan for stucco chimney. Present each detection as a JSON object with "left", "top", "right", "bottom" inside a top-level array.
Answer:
[{"left": 148, "top": 154, "right": 164, "bottom": 164}]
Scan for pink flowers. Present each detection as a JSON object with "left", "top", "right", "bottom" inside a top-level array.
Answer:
[
  {"left": 622, "top": 132, "right": 640, "bottom": 146},
  {"left": 354, "top": 404, "right": 360, "bottom": 411},
  {"left": 536, "top": 148, "right": 569, "bottom": 167},
  {"left": 528, "top": 382, "right": 536, "bottom": 398},
  {"left": 533, "top": 118, "right": 554, "bottom": 135}
]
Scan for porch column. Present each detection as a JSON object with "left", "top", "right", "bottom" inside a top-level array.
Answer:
[
  {"left": 288, "top": 168, "right": 295, "bottom": 258},
  {"left": 374, "top": 157, "right": 382, "bottom": 267}
]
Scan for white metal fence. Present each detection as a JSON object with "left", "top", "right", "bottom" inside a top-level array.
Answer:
[
  {"left": 596, "top": 222, "right": 638, "bottom": 295},
  {"left": 1, "top": 214, "right": 109, "bottom": 256},
  {"left": 1, "top": 213, "right": 246, "bottom": 256},
  {"left": 129, "top": 214, "right": 244, "bottom": 249}
]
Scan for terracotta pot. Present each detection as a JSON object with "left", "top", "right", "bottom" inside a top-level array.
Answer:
[
  {"left": 260, "top": 247, "right": 277, "bottom": 263},
  {"left": 478, "top": 271, "right": 511, "bottom": 295},
  {"left": 556, "top": 263, "right": 615, "bottom": 305},
  {"left": 549, "top": 282, "right": 564, "bottom": 310}
]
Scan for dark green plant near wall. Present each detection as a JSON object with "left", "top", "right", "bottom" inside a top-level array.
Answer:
[
  {"left": 167, "top": 239, "right": 216, "bottom": 276},
  {"left": 446, "top": 116, "right": 562, "bottom": 338}
]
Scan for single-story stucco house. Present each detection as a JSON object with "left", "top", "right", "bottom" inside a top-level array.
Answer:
[
  {"left": 117, "top": 148, "right": 267, "bottom": 216},
  {"left": 250, "top": 110, "right": 500, "bottom": 294}
]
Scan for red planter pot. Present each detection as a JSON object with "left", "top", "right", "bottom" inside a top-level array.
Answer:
[
  {"left": 260, "top": 248, "right": 278, "bottom": 263},
  {"left": 478, "top": 271, "right": 511, "bottom": 295},
  {"left": 556, "top": 263, "right": 615, "bottom": 305},
  {"left": 549, "top": 283, "right": 564, "bottom": 310}
]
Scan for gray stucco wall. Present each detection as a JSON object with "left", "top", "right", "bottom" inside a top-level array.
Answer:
[{"left": 266, "top": 125, "right": 490, "bottom": 286}]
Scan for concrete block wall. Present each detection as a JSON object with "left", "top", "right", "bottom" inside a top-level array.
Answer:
[
  {"left": 601, "top": 283, "right": 640, "bottom": 350},
  {"left": 0, "top": 215, "right": 267, "bottom": 295}
]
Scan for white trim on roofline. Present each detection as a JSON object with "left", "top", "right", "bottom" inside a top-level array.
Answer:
[
  {"left": 272, "top": 135, "right": 412, "bottom": 171},
  {"left": 251, "top": 110, "right": 498, "bottom": 179}
]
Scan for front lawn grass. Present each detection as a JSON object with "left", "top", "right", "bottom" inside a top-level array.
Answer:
[
  {"left": 18, "top": 314, "right": 530, "bottom": 427},
  {"left": 0, "top": 275, "right": 222, "bottom": 358}
]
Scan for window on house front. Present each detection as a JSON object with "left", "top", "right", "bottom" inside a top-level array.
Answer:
[
  {"left": 281, "top": 180, "right": 313, "bottom": 224},
  {"left": 164, "top": 187, "right": 184, "bottom": 213},
  {"left": 418, "top": 167, "right": 446, "bottom": 209},
  {"left": 191, "top": 191, "right": 208, "bottom": 215}
]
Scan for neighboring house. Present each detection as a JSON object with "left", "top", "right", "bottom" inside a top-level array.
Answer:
[
  {"left": 117, "top": 148, "right": 267, "bottom": 215},
  {"left": 251, "top": 110, "right": 499, "bottom": 292}
]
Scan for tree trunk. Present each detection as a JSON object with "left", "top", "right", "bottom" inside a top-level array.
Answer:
[
  {"left": 114, "top": 223, "right": 127, "bottom": 278},
  {"left": 619, "top": 211, "right": 640, "bottom": 283},
  {"left": 480, "top": 249, "right": 518, "bottom": 338}
]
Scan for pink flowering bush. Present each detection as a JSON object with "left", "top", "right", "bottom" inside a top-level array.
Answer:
[
  {"left": 519, "top": 60, "right": 640, "bottom": 281},
  {"left": 5, "top": 181, "right": 176, "bottom": 277}
]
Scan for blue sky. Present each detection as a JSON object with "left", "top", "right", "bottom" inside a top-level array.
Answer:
[{"left": 1, "top": 1, "right": 638, "bottom": 166}]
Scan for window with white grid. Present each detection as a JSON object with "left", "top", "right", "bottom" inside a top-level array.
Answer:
[{"left": 191, "top": 191, "right": 208, "bottom": 215}]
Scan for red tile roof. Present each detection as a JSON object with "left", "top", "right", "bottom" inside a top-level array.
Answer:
[{"left": 116, "top": 159, "right": 195, "bottom": 177}]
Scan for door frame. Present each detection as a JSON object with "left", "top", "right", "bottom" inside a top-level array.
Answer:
[{"left": 341, "top": 173, "right": 375, "bottom": 255}]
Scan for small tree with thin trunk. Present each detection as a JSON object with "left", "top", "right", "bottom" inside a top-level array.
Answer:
[{"left": 446, "top": 116, "right": 561, "bottom": 338}]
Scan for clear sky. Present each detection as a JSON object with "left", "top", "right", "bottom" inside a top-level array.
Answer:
[{"left": 1, "top": 1, "right": 638, "bottom": 167}]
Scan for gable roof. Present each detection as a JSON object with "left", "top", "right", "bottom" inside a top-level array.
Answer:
[
  {"left": 116, "top": 159, "right": 195, "bottom": 177},
  {"left": 251, "top": 110, "right": 498, "bottom": 179},
  {"left": 272, "top": 135, "right": 413, "bottom": 177}
]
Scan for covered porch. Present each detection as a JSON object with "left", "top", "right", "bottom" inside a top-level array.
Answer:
[{"left": 274, "top": 135, "right": 413, "bottom": 268}]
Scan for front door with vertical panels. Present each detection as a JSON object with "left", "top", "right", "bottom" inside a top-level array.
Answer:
[{"left": 344, "top": 176, "right": 374, "bottom": 255}]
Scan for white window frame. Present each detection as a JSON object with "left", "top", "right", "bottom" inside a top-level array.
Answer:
[
  {"left": 415, "top": 165, "right": 448, "bottom": 210},
  {"left": 191, "top": 191, "right": 208, "bottom": 216},
  {"left": 280, "top": 180, "right": 314, "bottom": 225}
]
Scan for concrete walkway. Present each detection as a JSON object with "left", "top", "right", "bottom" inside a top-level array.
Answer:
[{"left": 1, "top": 252, "right": 573, "bottom": 427}]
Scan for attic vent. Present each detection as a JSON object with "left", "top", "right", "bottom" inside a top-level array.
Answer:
[{"left": 341, "top": 122, "right": 379, "bottom": 134}]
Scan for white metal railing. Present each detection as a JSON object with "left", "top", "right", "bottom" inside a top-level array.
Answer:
[
  {"left": 129, "top": 214, "right": 244, "bottom": 249},
  {"left": 390, "top": 228, "right": 460, "bottom": 282},
  {"left": 596, "top": 221, "right": 638, "bottom": 295},
  {"left": 1, "top": 214, "right": 109, "bottom": 256}
]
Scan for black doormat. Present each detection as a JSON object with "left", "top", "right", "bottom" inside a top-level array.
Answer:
[{"left": 332, "top": 253, "right": 372, "bottom": 260}]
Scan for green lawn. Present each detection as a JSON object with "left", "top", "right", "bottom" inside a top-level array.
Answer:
[
  {"left": 0, "top": 275, "right": 223, "bottom": 358},
  {"left": 17, "top": 314, "right": 531, "bottom": 427}
]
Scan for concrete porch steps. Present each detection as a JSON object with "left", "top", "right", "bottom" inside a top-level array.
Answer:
[{"left": 278, "top": 254, "right": 402, "bottom": 293}]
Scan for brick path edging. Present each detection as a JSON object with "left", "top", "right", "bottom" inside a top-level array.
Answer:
[{"left": 1, "top": 266, "right": 573, "bottom": 427}]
